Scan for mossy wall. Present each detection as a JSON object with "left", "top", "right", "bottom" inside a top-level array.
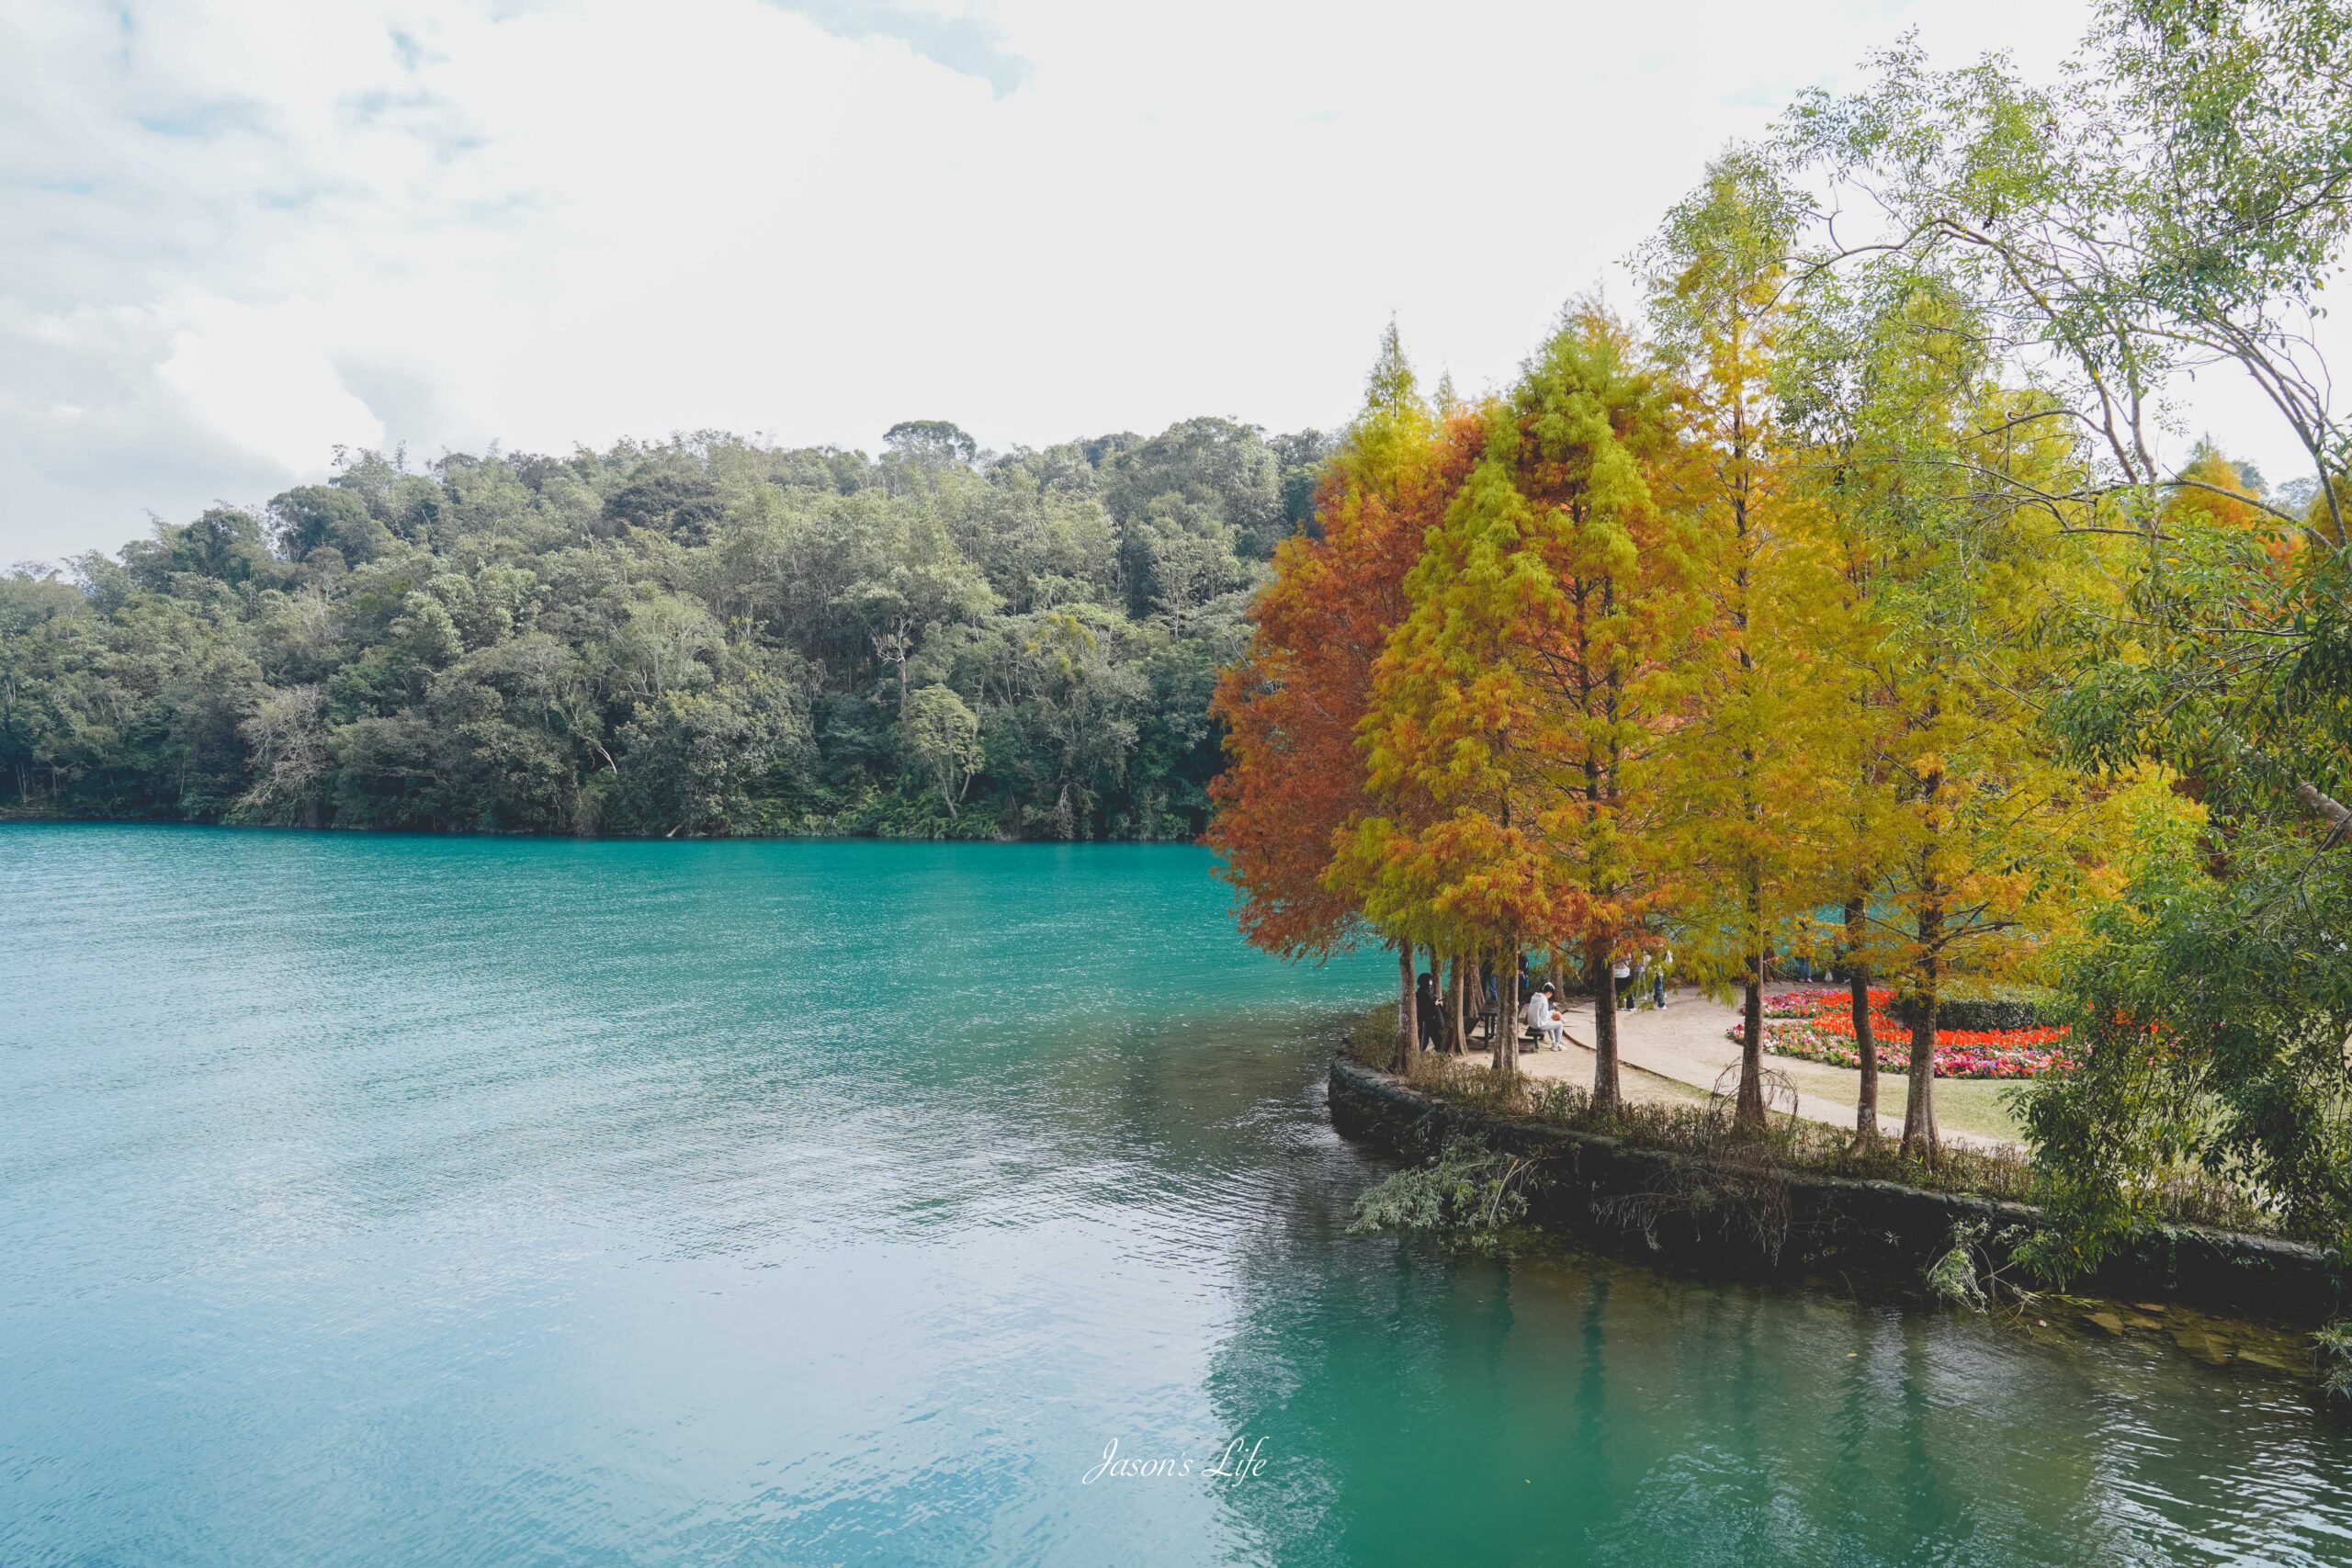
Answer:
[{"left": 1329, "top": 1058, "right": 2343, "bottom": 1325}]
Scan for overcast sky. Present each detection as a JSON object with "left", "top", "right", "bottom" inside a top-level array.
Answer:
[{"left": 9, "top": 0, "right": 2316, "bottom": 566}]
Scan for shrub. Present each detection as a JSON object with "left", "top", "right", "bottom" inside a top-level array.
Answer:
[
  {"left": 1348, "top": 1136, "right": 1542, "bottom": 1252},
  {"left": 1938, "top": 993, "right": 2060, "bottom": 1032},
  {"left": 2315, "top": 1322, "right": 2352, "bottom": 1404}
]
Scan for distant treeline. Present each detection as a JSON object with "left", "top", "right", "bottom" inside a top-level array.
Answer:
[{"left": 0, "top": 417, "right": 1331, "bottom": 839}]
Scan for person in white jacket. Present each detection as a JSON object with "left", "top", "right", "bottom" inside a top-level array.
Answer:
[{"left": 1521, "top": 982, "right": 1566, "bottom": 1050}]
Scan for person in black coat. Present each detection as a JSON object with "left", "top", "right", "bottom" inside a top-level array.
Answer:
[{"left": 1415, "top": 971, "right": 1445, "bottom": 1053}]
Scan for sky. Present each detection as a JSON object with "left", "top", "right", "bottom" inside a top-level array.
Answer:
[{"left": 2, "top": 0, "right": 2319, "bottom": 566}]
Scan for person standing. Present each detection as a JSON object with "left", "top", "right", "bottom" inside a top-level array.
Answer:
[
  {"left": 1415, "top": 971, "right": 1445, "bottom": 1054},
  {"left": 1652, "top": 950, "right": 1671, "bottom": 1010}
]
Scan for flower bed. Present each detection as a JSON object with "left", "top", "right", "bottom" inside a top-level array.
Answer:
[
  {"left": 1734, "top": 987, "right": 2072, "bottom": 1079},
  {"left": 1762, "top": 987, "right": 1889, "bottom": 1020}
]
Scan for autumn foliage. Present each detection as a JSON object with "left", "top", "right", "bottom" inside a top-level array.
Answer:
[
  {"left": 1207, "top": 326, "right": 1474, "bottom": 953},
  {"left": 1213, "top": 236, "right": 2143, "bottom": 1152}
]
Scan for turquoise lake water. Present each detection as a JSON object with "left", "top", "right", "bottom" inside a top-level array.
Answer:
[{"left": 4, "top": 824, "right": 2351, "bottom": 1565}]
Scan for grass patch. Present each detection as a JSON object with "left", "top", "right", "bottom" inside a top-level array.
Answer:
[{"left": 1923, "top": 1079, "right": 2027, "bottom": 1145}]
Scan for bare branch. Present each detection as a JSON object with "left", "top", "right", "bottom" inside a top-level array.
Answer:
[{"left": 2296, "top": 782, "right": 2352, "bottom": 846}]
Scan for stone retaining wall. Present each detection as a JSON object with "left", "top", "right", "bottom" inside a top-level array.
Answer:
[{"left": 1329, "top": 1056, "right": 2344, "bottom": 1326}]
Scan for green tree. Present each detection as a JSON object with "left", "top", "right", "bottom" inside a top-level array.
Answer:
[
  {"left": 1645, "top": 149, "right": 1842, "bottom": 1129},
  {"left": 7, "top": 417, "right": 1318, "bottom": 841},
  {"left": 900, "top": 682, "right": 982, "bottom": 818},
  {"left": 1787, "top": 0, "right": 2352, "bottom": 1190}
]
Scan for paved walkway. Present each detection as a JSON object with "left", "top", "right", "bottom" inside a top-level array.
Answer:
[{"left": 1472, "top": 987, "right": 2022, "bottom": 1151}]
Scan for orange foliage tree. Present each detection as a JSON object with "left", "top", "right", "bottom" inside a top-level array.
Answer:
[
  {"left": 1208, "top": 326, "right": 1471, "bottom": 1066},
  {"left": 1340, "top": 308, "right": 1692, "bottom": 1098}
]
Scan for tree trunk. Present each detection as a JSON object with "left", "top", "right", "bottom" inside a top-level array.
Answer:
[
  {"left": 1900, "top": 995, "right": 1940, "bottom": 1161},
  {"left": 1395, "top": 941, "right": 1416, "bottom": 1072},
  {"left": 1493, "top": 953, "right": 1521, "bottom": 1077},
  {"left": 1735, "top": 964, "right": 1767, "bottom": 1129},
  {"left": 1447, "top": 956, "right": 1467, "bottom": 1055},
  {"left": 1846, "top": 896, "right": 1879, "bottom": 1144},
  {"left": 1734, "top": 866, "right": 1768, "bottom": 1127},
  {"left": 1589, "top": 941, "right": 1621, "bottom": 1110},
  {"left": 1900, "top": 907, "right": 1942, "bottom": 1161},
  {"left": 895, "top": 615, "right": 912, "bottom": 714}
]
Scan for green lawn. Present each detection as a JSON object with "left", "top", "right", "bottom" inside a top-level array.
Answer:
[{"left": 1925, "top": 1077, "right": 2029, "bottom": 1145}]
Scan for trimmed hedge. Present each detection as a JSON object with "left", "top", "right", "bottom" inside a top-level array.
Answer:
[{"left": 1889, "top": 991, "right": 2058, "bottom": 1032}]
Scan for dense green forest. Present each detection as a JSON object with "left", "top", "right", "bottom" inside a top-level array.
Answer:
[{"left": 0, "top": 417, "right": 1330, "bottom": 838}]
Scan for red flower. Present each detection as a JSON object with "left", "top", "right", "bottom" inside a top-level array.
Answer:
[{"left": 1732, "top": 990, "right": 2073, "bottom": 1079}]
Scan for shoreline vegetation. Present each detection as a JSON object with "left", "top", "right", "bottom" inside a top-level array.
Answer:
[
  {"left": 1, "top": 419, "right": 1329, "bottom": 843},
  {"left": 1208, "top": 0, "right": 2352, "bottom": 1345},
  {"left": 1328, "top": 1050, "right": 2344, "bottom": 1359},
  {"left": 1335, "top": 1019, "right": 2255, "bottom": 1233}
]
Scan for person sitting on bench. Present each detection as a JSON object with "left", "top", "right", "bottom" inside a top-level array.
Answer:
[{"left": 1521, "top": 982, "right": 1566, "bottom": 1051}]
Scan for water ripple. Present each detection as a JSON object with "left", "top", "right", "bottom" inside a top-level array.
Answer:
[{"left": 4, "top": 826, "right": 2351, "bottom": 1566}]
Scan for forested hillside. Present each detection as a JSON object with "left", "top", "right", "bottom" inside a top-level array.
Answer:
[{"left": 0, "top": 417, "right": 1329, "bottom": 838}]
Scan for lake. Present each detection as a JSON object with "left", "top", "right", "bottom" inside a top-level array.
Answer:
[{"left": 4, "top": 825, "right": 2350, "bottom": 1565}]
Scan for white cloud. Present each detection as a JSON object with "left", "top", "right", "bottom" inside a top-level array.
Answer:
[
  {"left": 154, "top": 297, "right": 389, "bottom": 471},
  {"left": 5, "top": 0, "right": 2327, "bottom": 566}
]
